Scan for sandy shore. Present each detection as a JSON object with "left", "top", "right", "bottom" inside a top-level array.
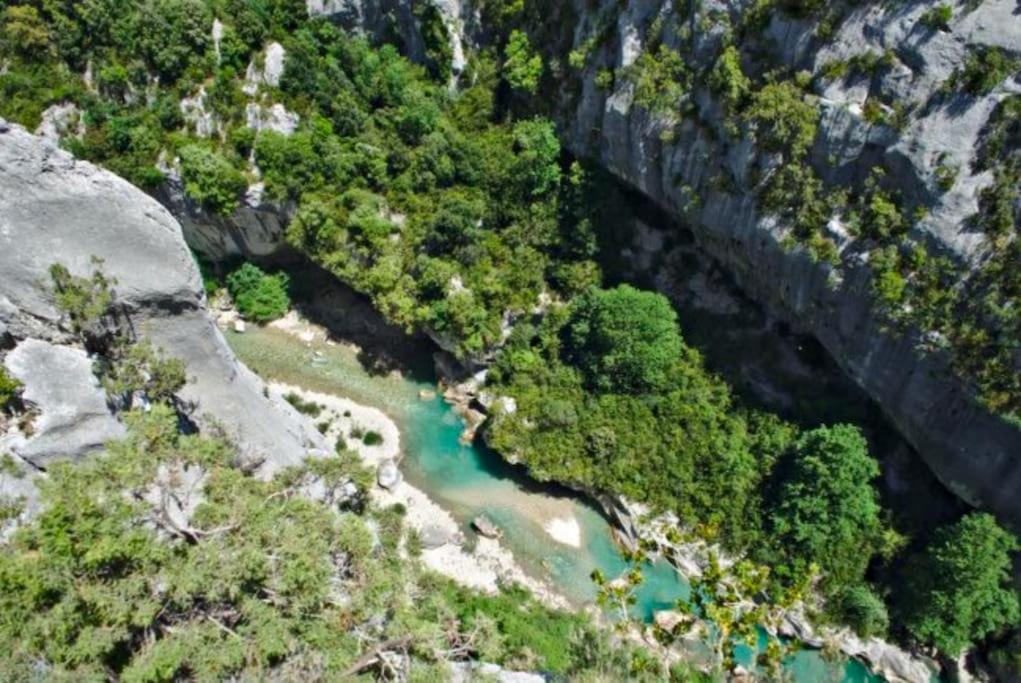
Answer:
[
  {"left": 544, "top": 516, "right": 582, "bottom": 547},
  {"left": 265, "top": 378, "right": 569, "bottom": 610}
]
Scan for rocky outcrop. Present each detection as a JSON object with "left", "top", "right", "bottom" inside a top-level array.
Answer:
[
  {"left": 154, "top": 168, "right": 296, "bottom": 262},
  {"left": 307, "top": 0, "right": 479, "bottom": 84},
  {"left": 546, "top": 0, "right": 1021, "bottom": 528},
  {"left": 1, "top": 340, "right": 126, "bottom": 466},
  {"left": 0, "top": 121, "right": 326, "bottom": 474},
  {"left": 299, "top": 0, "right": 1021, "bottom": 530}
]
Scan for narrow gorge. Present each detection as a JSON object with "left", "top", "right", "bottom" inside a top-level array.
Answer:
[{"left": 0, "top": 0, "right": 1018, "bottom": 681}]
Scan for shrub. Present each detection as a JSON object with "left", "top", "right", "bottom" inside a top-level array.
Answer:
[
  {"left": 503, "top": 30, "right": 542, "bottom": 93},
  {"left": 225, "top": 263, "right": 290, "bottom": 322},
  {"left": 564, "top": 285, "right": 683, "bottom": 395},
  {"left": 283, "top": 391, "right": 323, "bottom": 417},
  {"left": 901, "top": 513, "right": 1020, "bottom": 656},
  {"left": 745, "top": 81, "right": 819, "bottom": 156},
  {"left": 833, "top": 584, "right": 889, "bottom": 638},
  {"left": 920, "top": 4, "right": 953, "bottom": 31},
  {"left": 630, "top": 44, "right": 688, "bottom": 116},
  {"left": 362, "top": 431, "right": 383, "bottom": 446},
  {"left": 708, "top": 46, "right": 750, "bottom": 108},
  {"left": 953, "top": 47, "right": 1018, "bottom": 96},
  {"left": 0, "top": 367, "right": 21, "bottom": 413},
  {"left": 178, "top": 145, "right": 247, "bottom": 217}
]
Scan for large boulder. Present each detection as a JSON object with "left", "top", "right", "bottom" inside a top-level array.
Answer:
[
  {"left": 1, "top": 340, "right": 125, "bottom": 466},
  {"left": 0, "top": 121, "right": 326, "bottom": 472}
]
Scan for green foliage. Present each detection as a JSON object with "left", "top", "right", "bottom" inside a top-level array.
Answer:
[
  {"left": 0, "top": 403, "right": 649, "bottom": 680},
  {"left": 362, "top": 431, "right": 384, "bottom": 446},
  {"left": 136, "top": 0, "right": 213, "bottom": 82},
  {"left": 178, "top": 145, "right": 247, "bottom": 217},
  {"left": 226, "top": 263, "right": 291, "bottom": 322},
  {"left": 901, "top": 513, "right": 1020, "bottom": 656},
  {"left": 99, "top": 340, "right": 187, "bottom": 405},
  {"left": 283, "top": 392, "right": 323, "bottom": 417},
  {"left": 564, "top": 285, "right": 683, "bottom": 395},
  {"left": 503, "top": 30, "right": 542, "bottom": 94},
  {"left": 0, "top": 367, "right": 21, "bottom": 413},
  {"left": 764, "top": 425, "right": 883, "bottom": 590},
  {"left": 487, "top": 294, "right": 797, "bottom": 553},
  {"left": 831, "top": 584, "right": 889, "bottom": 639},
  {"left": 745, "top": 81, "right": 819, "bottom": 156},
  {"left": 920, "top": 4, "right": 953, "bottom": 31},
  {"left": 630, "top": 44, "right": 689, "bottom": 117},
  {"left": 951, "top": 47, "right": 1019, "bottom": 96},
  {"left": 1, "top": 5, "right": 51, "bottom": 57},
  {"left": 48, "top": 259, "right": 116, "bottom": 339},
  {"left": 708, "top": 46, "right": 750, "bottom": 109}
]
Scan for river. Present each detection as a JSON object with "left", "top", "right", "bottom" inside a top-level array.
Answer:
[{"left": 226, "top": 323, "right": 885, "bottom": 682}]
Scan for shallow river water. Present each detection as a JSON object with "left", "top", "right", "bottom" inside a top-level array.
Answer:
[{"left": 227, "top": 324, "right": 885, "bottom": 682}]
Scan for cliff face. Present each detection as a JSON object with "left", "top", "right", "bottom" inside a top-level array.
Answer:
[
  {"left": 123, "top": 1, "right": 1020, "bottom": 530},
  {"left": 546, "top": 0, "right": 1021, "bottom": 526},
  {"left": 0, "top": 122, "right": 326, "bottom": 480}
]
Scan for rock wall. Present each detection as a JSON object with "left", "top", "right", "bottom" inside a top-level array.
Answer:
[
  {"left": 0, "top": 121, "right": 326, "bottom": 476},
  {"left": 511, "top": 0, "right": 1019, "bottom": 530},
  {"left": 124, "top": 0, "right": 1021, "bottom": 530}
]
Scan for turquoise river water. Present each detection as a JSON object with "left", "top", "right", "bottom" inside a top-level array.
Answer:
[{"left": 227, "top": 324, "right": 886, "bottom": 682}]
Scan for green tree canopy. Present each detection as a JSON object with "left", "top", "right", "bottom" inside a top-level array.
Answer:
[
  {"left": 766, "top": 425, "right": 882, "bottom": 588},
  {"left": 902, "top": 513, "right": 1020, "bottom": 656},
  {"left": 226, "top": 263, "right": 291, "bottom": 322},
  {"left": 178, "top": 145, "right": 247, "bottom": 217},
  {"left": 564, "top": 285, "right": 683, "bottom": 395},
  {"left": 503, "top": 30, "right": 542, "bottom": 94}
]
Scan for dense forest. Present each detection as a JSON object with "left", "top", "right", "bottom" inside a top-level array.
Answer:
[{"left": 0, "top": 0, "right": 1018, "bottom": 678}]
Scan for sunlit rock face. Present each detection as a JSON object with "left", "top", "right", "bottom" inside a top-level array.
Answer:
[{"left": 0, "top": 122, "right": 326, "bottom": 472}]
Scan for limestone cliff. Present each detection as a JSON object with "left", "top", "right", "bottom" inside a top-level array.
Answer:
[
  {"left": 330, "top": 0, "right": 1021, "bottom": 529},
  {"left": 0, "top": 122, "right": 326, "bottom": 480},
  {"left": 543, "top": 0, "right": 1021, "bottom": 528}
]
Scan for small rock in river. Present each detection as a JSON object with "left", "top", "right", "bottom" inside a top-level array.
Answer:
[
  {"left": 418, "top": 389, "right": 437, "bottom": 401},
  {"left": 472, "top": 515, "right": 502, "bottom": 539}
]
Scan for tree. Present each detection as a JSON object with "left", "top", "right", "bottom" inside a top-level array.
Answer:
[
  {"left": 503, "top": 30, "right": 542, "bottom": 94},
  {"left": 226, "top": 263, "right": 291, "bottom": 322},
  {"left": 136, "top": 0, "right": 212, "bottom": 81},
  {"left": 832, "top": 584, "right": 889, "bottom": 639},
  {"left": 511, "top": 118, "right": 561, "bottom": 198},
  {"left": 708, "top": 46, "right": 749, "bottom": 108},
  {"left": 564, "top": 285, "right": 683, "bottom": 395},
  {"left": 744, "top": 81, "right": 819, "bottom": 156},
  {"left": 178, "top": 145, "right": 247, "bottom": 217},
  {"left": 902, "top": 513, "right": 1020, "bottom": 656},
  {"left": 766, "top": 425, "right": 882, "bottom": 589},
  {"left": 1, "top": 5, "right": 51, "bottom": 57}
]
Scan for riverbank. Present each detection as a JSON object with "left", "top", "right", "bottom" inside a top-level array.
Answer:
[
  {"left": 222, "top": 306, "right": 921, "bottom": 682},
  {"left": 246, "top": 309, "right": 573, "bottom": 610}
]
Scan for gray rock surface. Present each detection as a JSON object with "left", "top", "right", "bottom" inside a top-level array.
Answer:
[
  {"left": 376, "top": 458, "right": 402, "bottom": 489},
  {"left": 549, "top": 0, "right": 1021, "bottom": 529},
  {"left": 154, "top": 167, "right": 295, "bottom": 261},
  {"left": 449, "top": 662, "right": 544, "bottom": 683},
  {"left": 2, "top": 339, "right": 125, "bottom": 466},
  {"left": 0, "top": 122, "right": 325, "bottom": 471},
  {"left": 419, "top": 523, "right": 451, "bottom": 549}
]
